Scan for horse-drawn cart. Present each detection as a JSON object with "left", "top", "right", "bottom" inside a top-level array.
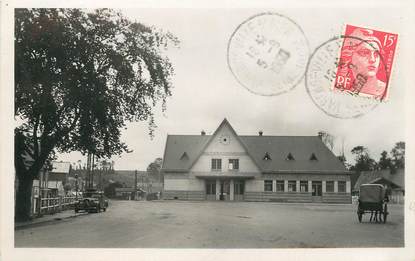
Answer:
[{"left": 357, "top": 184, "right": 389, "bottom": 223}]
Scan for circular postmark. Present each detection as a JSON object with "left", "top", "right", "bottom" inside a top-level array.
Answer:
[
  {"left": 227, "top": 12, "right": 309, "bottom": 96},
  {"left": 305, "top": 36, "right": 389, "bottom": 119}
]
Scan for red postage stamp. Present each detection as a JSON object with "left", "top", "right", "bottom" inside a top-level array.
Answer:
[{"left": 333, "top": 24, "right": 398, "bottom": 101}]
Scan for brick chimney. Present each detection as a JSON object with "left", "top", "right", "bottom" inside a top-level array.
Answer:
[{"left": 259, "top": 130, "right": 263, "bottom": 136}]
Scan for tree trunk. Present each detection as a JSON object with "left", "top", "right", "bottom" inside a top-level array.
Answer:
[
  {"left": 15, "top": 174, "right": 34, "bottom": 222},
  {"left": 14, "top": 129, "right": 55, "bottom": 222}
]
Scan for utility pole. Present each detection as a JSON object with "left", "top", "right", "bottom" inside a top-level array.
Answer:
[
  {"left": 91, "top": 154, "right": 95, "bottom": 189},
  {"left": 134, "top": 170, "right": 138, "bottom": 200},
  {"left": 86, "top": 153, "right": 91, "bottom": 188},
  {"left": 99, "top": 166, "right": 102, "bottom": 192}
]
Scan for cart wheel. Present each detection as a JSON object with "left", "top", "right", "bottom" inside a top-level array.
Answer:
[
  {"left": 383, "top": 204, "right": 388, "bottom": 223},
  {"left": 358, "top": 212, "right": 362, "bottom": 223}
]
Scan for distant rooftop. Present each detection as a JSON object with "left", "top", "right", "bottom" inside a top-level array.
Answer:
[{"left": 51, "top": 161, "right": 71, "bottom": 174}]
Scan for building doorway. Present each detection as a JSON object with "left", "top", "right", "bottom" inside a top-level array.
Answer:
[
  {"left": 312, "top": 181, "right": 322, "bottom": 202},
  {"left": 205, "top": 180, "right": 216, "bottom": 201},
  {"left": 234, "top": 180, "right": 245, "bottom": 201},
  {"left": 204, "top": 179, "right": 246, "bottom": 201},
  {"left": 220, "top": 180, "right": 230, "bottom": 201}
]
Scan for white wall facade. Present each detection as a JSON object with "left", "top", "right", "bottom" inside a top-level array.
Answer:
[
  {"left": 190, "top": 123, "right": 261, "bottom": 174},
  {"left": 245, "top": 179, "right": 264, "bottom": 192},
  {"left": 164, "top": 178, "right": 189, "bottom": 191}
]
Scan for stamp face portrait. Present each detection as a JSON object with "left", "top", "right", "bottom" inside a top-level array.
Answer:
[
  {"left": 333, "top": 25, "right": 398, "bottom": 101},
  {"left": 227, "top": 12, "right": 309, "bottom": 96},
  {"left": 306, "top": 37, "right": 381, "bottom": 119}
]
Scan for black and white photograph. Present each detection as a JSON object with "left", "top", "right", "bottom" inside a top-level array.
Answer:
[{"left": 1, "top": 1, "right": 414, "bottom": 261}]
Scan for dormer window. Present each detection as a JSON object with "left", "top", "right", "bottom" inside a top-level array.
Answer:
[
  {"left": 180, "top": 152, "right": 189, "bottom": 160},
  {"left": 310, "top": 153, "right": 318, "bottom": 161},
  {"left": 286, "top": 153, "right": 295, "bottom": 161},
  {"left": 263, "top": 152, "right": 272, "bottom": 161}
]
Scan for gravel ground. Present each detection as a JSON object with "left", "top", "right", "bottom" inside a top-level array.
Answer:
[{"left": 15, "top": 200, "right": 404, "bottom": 248}]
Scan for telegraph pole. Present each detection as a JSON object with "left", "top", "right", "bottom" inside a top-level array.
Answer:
[
  {"left": 86, "top": 153, "right": 91, "bottom": 188},
  {"left": 134, "top": 170, "right": 138, "bottom": 200},
  {"left": 91, "top": 154, "right": 95, "bottom": 189},
  {"left": 100, "top": 166, "right": 103, "bottom": 191}
]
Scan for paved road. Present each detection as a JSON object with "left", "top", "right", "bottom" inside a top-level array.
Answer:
[{"left": 15, "top": 200, "right": 404, "bottom": 248}]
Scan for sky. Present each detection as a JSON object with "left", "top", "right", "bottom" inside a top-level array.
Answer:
[{"left": 57, "top": 8, "right": 406, "bottom": 171}]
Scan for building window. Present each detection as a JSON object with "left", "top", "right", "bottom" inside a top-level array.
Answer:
[
  {"left": 206, "top": 181, "right": 216, "bottom": 195},
  {"left": 264, "top": 180, "right": 273, "bottom": 192},
  {"left": 276, "top": 180, "right": 285, "bottom": 192},
  {"left": 263, "top": 152, "right": 272, "bottom": 161},
  {"left": 286, "top": 153, "right": 295, "bottom": 161},
  {"left": 234, "top": 181, "right": 244, "bottom": 195},
  {"left": 300, "top": 181, "right": 308, "bottom": 192},
  {"left": 338, "top": 181, "right": 346, "bottom": 193},
  {"left": 228, "top": 159, "right": 239, "bottom": 170},
  {"left": 288, "top": 180, "right": 296, "bottom": 192},
  {"left": 211, "top": 159, "right": 222, "bottom": 170},
  {"left": 326, "top": 181, "right": 334, "bottom": 192}
]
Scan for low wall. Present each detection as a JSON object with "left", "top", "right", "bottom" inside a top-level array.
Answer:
[
  {"left": 163, "top": 190, "right": 205, "bottom": 200},
  {"left": 163, "top": 191, "right": 351, "bottom": 203},
  {"left": 245, "top": 192, "right": 312, "bottom": 203},
  {"left": 322, "top": 193, "right": 352, "bottom": 204},
  {"left": 245, "top": 192, "right": 351, "bottom": 204}
]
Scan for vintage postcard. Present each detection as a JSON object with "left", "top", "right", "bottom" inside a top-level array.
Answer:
[{"left": 1, "top": 1, "right": 414, "bottom": 261}]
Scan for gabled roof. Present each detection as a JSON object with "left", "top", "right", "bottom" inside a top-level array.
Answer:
[
  {"left": 162, "top": 135, "right": 211, "bottom": 171},
  {"left": 162, "top": 119, "right": 347, "bottom": 173},
  {"left": 353, "top": 169, "right": 404, "bottom": 191}
]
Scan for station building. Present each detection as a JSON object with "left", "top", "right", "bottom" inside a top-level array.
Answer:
[{"left": 161, "top": 119, "right": 352, "bottom": 203}]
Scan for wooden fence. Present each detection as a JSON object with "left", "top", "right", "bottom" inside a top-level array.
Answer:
[{"left": 31, "top": 196, "right": 77, "bottom": 216}]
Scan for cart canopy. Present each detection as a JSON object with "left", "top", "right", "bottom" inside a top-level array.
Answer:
[{"left": 359, "top": 184, "right": 385, "bottom": 203}]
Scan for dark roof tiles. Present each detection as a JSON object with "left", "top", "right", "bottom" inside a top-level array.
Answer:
[
  {"left": 162, "top": 135, "right": 211, "bottom": 171},
  {"left": 162, "top": 134, "right": 347, "bottom": 173}
]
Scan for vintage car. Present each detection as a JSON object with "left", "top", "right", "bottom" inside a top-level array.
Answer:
[
  {"left": 75, "top": 189, "right": 108, "bottom": 213},
  {"left": 357, "top": 184, "right": 389, "bottom": 223}
]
